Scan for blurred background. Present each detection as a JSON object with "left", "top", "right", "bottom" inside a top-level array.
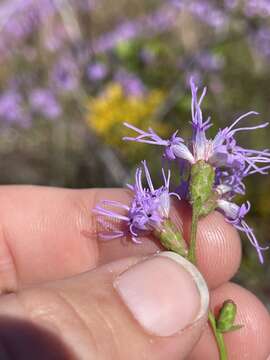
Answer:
[{"left": 0, "top": 0, "right": 269, "bottom": 306}]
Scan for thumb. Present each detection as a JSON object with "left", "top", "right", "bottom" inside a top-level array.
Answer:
[{"left": 0, "top": 252, "right": 209, "bottom": 360}]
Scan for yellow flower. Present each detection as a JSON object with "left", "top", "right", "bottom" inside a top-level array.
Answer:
[{"left": 86, "top": 82, "right": 170, "bottom": 162}]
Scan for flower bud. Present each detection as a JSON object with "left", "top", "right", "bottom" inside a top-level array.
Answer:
[{"left": 216, "top": 299, "right": 243, "bottom": 333}]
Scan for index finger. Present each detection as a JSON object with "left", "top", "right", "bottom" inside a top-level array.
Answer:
[{"left": 0, "top": 185, "right": 241, "bottom": 292}]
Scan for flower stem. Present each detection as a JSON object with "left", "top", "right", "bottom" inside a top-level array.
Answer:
[
  {"left": 188, "top": 208, "right": 199, "bottom": 265},
  {"left": 188, "top": 207, "right": 228, "bottom": 359},
  {"left": 208, "top": 310, "right": 227, "bottom": 360}
]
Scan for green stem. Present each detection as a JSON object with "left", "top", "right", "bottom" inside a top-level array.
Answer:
[
  {"left": 188, "top": 208, "right": 199, "bottom": 265},
  {"left": 208, "top": 311, "right": 227, "bottom": 360}
]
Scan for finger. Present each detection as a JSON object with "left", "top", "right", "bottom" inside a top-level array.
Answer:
[
  {"left": 172, "top": 200, "right": 242, "bottom": 289},
  {"left": 0, "top": 186, "right": 159, "bottom": 293},
  {"left": 0, "top": 252, "right": 209, "bottom": 360},
  {"left": 0, "top": 186, "right": 241, "bottom": 292},
  {"left": 189, "top": 282, "right": 270, "bottom": 359}
]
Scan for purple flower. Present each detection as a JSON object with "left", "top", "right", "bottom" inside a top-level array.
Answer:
[
  {"left": 0, "top": 90, "right": 31, "bottom": 127},
  {"left": 217, "top": 200, "right": 268, "bottom": 263},
  {"left": 170, "top": 0, "right": 228, "bottom": 30},
  {"left": 250, "top": 26, "right": 270, "bottom": 60},
  {"left": 115, "top": 70, "right": 145, "bottom": 97},
  {"left": 50, "top": 56, "right": 79, "bottom": 93},
  {"left": 30, "top": 88, "right": 62, "bottom": 120},
  {"left": 92, "top": 21, "right": 138, "bottom": 53},
  {"left": 195, "top": 52, "right": 224, "bottom": 72},
  {"left": 94, "top": 161, "right": 179, "bottom": 243},
  {"left": 92, "top": 5, "right": 178, "bottom": 54},
  {"left": 124, "top": 78, "right": 270, "bottom": 262},
  {"left": 0, "top": 0, "right": 56, "bottom": 58},
  {"left": 244, "top": 0, "right": 270, "bottom": 18},
  {"left": 87, "top": 62, "right": 108, "bottom": 81},
  {"left": 224, "top": 0, "right": 239, "bottom": 10},
  {"left": 189, "top": 1, "right": 228, "bottom": 29}
]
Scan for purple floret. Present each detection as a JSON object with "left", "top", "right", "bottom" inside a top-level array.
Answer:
[
  {"left": 94, "top": 161, "right": 179, "bottom": 243},
  {"left": 217, "top": 199, "right": 268, "bottom": 263},
  {"left": 123, "top": 123, "right": 184, "bottom": 161}
]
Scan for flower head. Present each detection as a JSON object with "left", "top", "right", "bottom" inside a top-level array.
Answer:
[
  {"left": 94, "top": 161, "right": 179, "bottom": 243},
  {"left": 124, "top": 78, "right": 270, "bottom": 179},
  {"left": 123, "top": 78, "right": 270, "bottom": 262}
]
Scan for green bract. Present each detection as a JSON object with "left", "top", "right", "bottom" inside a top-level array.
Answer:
[{"left": 190, "top": 160, "right": 216, "bottom": 217}]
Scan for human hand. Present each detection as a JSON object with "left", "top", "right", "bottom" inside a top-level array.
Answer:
[{"left": 0, "top": 186, "right": 269, "bottom": 359}]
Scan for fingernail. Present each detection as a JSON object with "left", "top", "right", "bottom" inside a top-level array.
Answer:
[{"left": 114, "top": 251, "right": 209, "bottom": 336}]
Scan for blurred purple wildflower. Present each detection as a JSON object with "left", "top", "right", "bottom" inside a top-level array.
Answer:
[
  {"left": 92, "top": 21, "right": 138, "bottom": 53},
  {"left": 188, "top": 1, "right": 228, "bottom": 29},
  {"left": 87, "top": 62, "right": 108, "bottom": 81},
  {"left": 0, "top": 90, "right": 31, "bottom": 127},
  {"left": 115, "top": 70, "right": 145, "bottom": 97},
  {"left": 250, "top": 26, "right": 270, "bottom": 60},
  {"left": 244, "top": 0, "right": 270, "bottom": 18},
  {"left": 92, "top": 5, "right": 177, "bottom": 54},
  {"left": 50, "top": 56, "right": 79, "bottom": 93},
  {"left": 30, "top": 88, "right": 62, "bottom": 120},
  {"left": 224, "top": 0, "right": 239, "bottom": 10},
  {"left": 170, "top": 0, "right": 228, "bottom": 30},
  {"left": 0, "top": 0, "right": 56, "bottom": 58},
  {"left": 0, "top": 0, "right": 94, "bottom": 58},
  {"left": 94, "top": 161, "right": 179, "bottom": 243},
  {"left": 195, "top": 52, "right": 224, "bottom": 72}
]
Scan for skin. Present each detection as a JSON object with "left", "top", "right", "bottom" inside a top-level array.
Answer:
[{"left": 0, "top": 185, "right": 269, "bottom": 359}]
